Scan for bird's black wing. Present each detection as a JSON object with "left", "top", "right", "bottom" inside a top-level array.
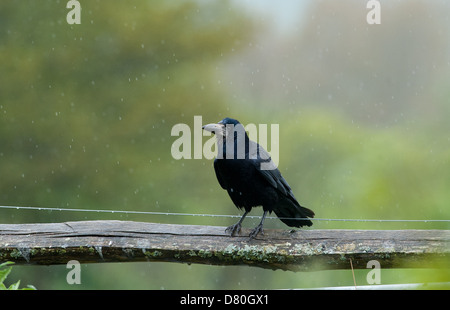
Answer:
[
  {"left": 249, "top": 141, "right": 297, "bottom": 201},
  {"left": 250, "top": 142, "right": 315, "bottom": 226},
  {"left": 256, "top": 159, "right": 296, "bottom": 200}
]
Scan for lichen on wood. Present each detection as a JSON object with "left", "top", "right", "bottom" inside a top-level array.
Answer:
[{"left": 0, "top": 220, "right": 449, "bottom": 271}]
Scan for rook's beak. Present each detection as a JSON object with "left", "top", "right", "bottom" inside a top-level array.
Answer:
[{"left": 202, "top": 123, "right": 224, "bottom": 135}]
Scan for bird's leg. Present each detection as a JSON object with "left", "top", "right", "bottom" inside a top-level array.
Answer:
[
  {"left": 249, "top": 210, "right": 268, "bottom": 240},
  {"left": 225, "top": 211, "right": 249, "bottom": 236}
]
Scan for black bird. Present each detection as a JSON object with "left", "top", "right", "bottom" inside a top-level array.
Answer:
[{"left": 202, "top": 117, "right": 315, "bottom": 239}]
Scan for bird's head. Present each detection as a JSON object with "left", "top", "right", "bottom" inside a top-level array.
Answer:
[
  {"left": 202, "top": 117, "right": 244, "bottom": 139},
  {"left": 202, "top": 117, "right": 254, "bottom": 159}
]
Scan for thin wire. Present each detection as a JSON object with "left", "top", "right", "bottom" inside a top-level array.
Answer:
[{"left": 0, "top": 205, "right": 449, "bottom": 223}]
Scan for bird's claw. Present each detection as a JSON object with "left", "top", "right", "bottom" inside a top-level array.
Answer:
[
  {"left": 225, "top": 223, "right": 242, "bottom": 236},
  {"left": 248, "top": 224, "right": 264, "bottom": 240}
]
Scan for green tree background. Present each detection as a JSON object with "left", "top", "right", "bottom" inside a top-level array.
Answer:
[{"left": 0, "top": 0, "right": 449, "bottom": 289}]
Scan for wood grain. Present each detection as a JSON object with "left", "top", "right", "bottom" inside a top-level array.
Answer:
[{"left": 1, "top": 220, "right": 449, "bottom": 271}]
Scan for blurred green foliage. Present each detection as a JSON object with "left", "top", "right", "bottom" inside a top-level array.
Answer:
[
  {"left": 0, "top": 0, "right": 449, "bottom": 289},
  {"left": 0, "top": 0, "right": 253, "bottom": 220},
  {"left": 0, "top": 262, "right": 36, "bottom": 290}
]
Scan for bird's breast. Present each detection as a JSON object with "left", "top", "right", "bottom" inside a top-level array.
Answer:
[{"left": 216, "top": 159, "right": 274, "bottom": 208}]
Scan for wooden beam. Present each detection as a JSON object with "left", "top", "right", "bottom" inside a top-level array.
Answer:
[{"left": 0, "top": 220, "right": 449, "bottom": 271}]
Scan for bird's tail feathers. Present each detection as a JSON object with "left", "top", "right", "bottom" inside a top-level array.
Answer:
[{"left": 273, "top": 199, "right": 315, "bottom": 227}]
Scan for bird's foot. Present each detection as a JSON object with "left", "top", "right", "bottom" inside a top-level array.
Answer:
[
  {"left": 248, "top": 224, "right": 264, "bottom": 240},
  {"left": 225, "top": 222, "right": 242, "bottom": 236}
]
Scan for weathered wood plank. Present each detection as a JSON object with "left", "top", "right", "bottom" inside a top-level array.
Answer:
[{"left": 0, "top": 220, "right": 449, "bottom": 271}]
